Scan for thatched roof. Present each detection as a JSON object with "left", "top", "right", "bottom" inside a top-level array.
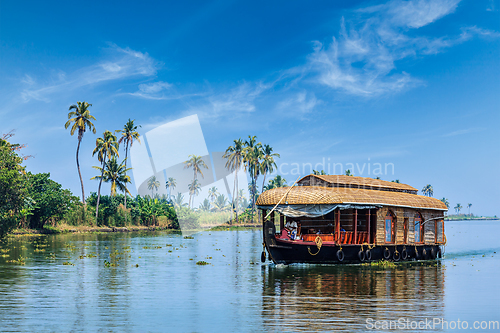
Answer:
[
  {"left": 256, "top": 186, "right": 447, "bottom": 211},
  {"left": 298, "top": 175, "right": 417, "bottom": 194}
]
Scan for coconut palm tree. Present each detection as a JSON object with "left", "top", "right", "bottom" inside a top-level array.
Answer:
[
  {"left": 65, "top": 101, "right": 96, "bottom": 205},
  {"left": 440, "top": 198, "right": 450, "bottom": 210},
  {"left": 165, "top": 177, "right": 177, "bottom": 200},
  {"left": 92, "top": 130, "right": 119, "bottom": 223},
  {"left": 454, "top": 203, "right": 462, "bottom": 215},
  {"left": 244, "top": 136, "right": 263, "bottom": 212},
  {"left": 260, "top": 144, "right": 280, "bottom": 196},
  {"left": 116, "top": 119, "right": 141, "bottom": 208},
  {"left": 264, "top": 175, "right": 287, "bottom": 191},
  {"left": 147, "top": 176, "right": 160, "bottom": 198},
  {"left": 422, "top": 184, "right": 433, "bottom": 197},
  {"left": 208, "top": 186, "right": 219, "bottom": 204},
  {"left": 91, "top": 157, "right": 131, "bottom": 196},
  {"left": 467, "top": 203, "right": 472, "bottom": 217},
  {"left": 173, "top": 192, "right": 187, "bottom": 209},
  {"left": 188, "top": 179, "right": 202, "bottom": 209},
  {"left": 213, "top": 194, "right": 228, "bottom": 212},
  {"left": 313, "top": 170, "right": 326, "bottom": 175},
  {"left": 345, "top": 169, "right": 353, "bottom": 176},
  {"left": 199, "top": 198, "right": 211, "bottom": 211},
  {"left": 223, "top": 138, "right": 245, "bottom": 224},
  {"left": 184, "top": 155, "right": 208, "bottom": 209}
]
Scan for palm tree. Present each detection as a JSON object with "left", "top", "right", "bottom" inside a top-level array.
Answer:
[
  {"left": 91, "top": 157, "right": 131, "bottom": 196},
  {"left": 264, "top": 174, "right": 287, "bottom": 191},
  {"left": 173, "top": 192, "right": 187, "bottom": 209},
  {"left": 147, "top": 176, "right": 160, "bottom": 198},
  {"left": 260, "top": 144, "right": 280, "bottom": 197},
  {"left": 92, "top": 130, "right": 119, "bottom": 223},
  {"left": 165, "top": 177, "right": 177, "bottom": 200},
  {"left": 223, "top": 138, "right": 245, "bottom": 224},
  {"left": 467, "top": 203, "right": 472, "bottom": 217},
  {"left": 422, "top": 184, "right": 433, "bottom": 197},
  {"left": 313, "top": 170, "right": 326, "bottom": 175},
  {"left": 244, "top": 135, "right": 263, "bottom": 212},
  {"left": 454, "top": 203, "right": 462, "bottom": 215},
  {"left": 213, "top": 194, "right": 228, "bottom": 212},
  {"left": 116, "top": 119, "right": 141, "bottom": 208},
  {"left": 199, "top": 198, "right": 211, "bottom": 211},
  {"left": 188, "top": 179, "right": 202, "bottom": 208},
  {"left": 208, "top": 186, "right": 219, "bottom": 204},
  {"left": 184, "top": 155, "right": 208, "bottom": 209},
  {"left": 345, "top": 169, "right": 353, "bottom": 176},
  {"left": 440, "top": 197, "right": 450, "bottom": 210},
  {"left": 65, "top": 101, "right": 96, "bottom": 205}
]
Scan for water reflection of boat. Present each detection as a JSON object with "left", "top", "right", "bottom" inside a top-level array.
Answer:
[
  {"left": 261, "top": 263, "right": 445, "bottom": 332},
  {"left": 257, "top": 175, "right": 447, "bottom": 264}
]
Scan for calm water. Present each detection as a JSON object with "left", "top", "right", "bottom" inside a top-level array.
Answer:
[{"left": 0, "top": 220, "right": 498, "bottom": 332}]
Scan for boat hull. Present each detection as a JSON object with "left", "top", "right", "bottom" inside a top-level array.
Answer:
[{"left": 263, "top": 220, "right": 442, "bottom": 265}]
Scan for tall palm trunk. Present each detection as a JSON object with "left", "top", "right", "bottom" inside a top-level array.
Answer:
[
  {"left": 124, "top": 140, "right": 129, "bottom": 209},
  {"left": 95, "top": 156, "right": 106, "bottom": 224},
  {"left": 76, "top": 131, "right": 86, "bottom": 205},
  {"left": 261, "top": 172, "right": 267, "bottom": 196},
  {"left": 232, "top": 168, "right": 238, "bottom": 225}
]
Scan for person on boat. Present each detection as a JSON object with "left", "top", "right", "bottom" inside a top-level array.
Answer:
[{"left": 285, "top": 220, "right": 300, "bottom": 240}]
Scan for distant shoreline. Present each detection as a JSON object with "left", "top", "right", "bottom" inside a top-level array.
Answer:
[
  {"left": 8, "top": 223, "right": 261, "bottom": 237},
  {"left": 444, "top": 217, "right": 499, "bottom": 221}
]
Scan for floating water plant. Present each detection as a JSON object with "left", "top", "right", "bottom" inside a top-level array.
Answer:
[
  {"left": 7, "top": 256, "right": 26, "bottom": 265},
  {"left": 104, "top": 260, "right": 118, "bottom": 267},
  {"left": 183, "top": 236, "right": 194, "bottom": 239},
  {"left": 62, "top": 261, "right": 74, "bottom": 266},
  {"left": 196, "top": 260, "right": 209, "bottom": 265}
]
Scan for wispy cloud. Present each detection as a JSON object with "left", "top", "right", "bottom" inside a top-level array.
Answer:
[
  {"left": 20, "top": 44, "right": 160, "bottom": 103},
  {"left": 205, "top": 81, "right": 273, "bottom": 117},
  {"left": 276, "top": 91, "right": 319, "bottom": 118},
  {"left": 295, "top": 0, "right": 492, "bottom": 96},
  {"left": 442, "top": 127, "right": 484, "bottom": 137}
]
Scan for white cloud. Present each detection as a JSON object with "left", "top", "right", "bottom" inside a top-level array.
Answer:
[
  {"left": 206, "top": 81, "right": 272, "bottom": 116},
  {"left": 297, "top": 0, "right": 497, "bottom": 97},
  {"left": 442, "top": 127, "right": 484, "bottom": 137},
  {"left": 384, "top": 0, "right": 460, "bottom": 29},
  {"left": 20, "top": 44, "right": 160, "bottom": 103},
  {"left": 138, "top": 81, "right": 172, "bottom": 94},
  {"left": 276, "top": 91, "right": 319, "bottom": 117}
]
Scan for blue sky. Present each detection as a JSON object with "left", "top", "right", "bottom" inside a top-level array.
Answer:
[{"left": 1, "top": 0, "right": 499, "bottom": 215}]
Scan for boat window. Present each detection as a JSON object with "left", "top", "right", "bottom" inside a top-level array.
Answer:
[
  {"left": 339, "top": 209, "right": 354, "bottom": 232},
  {"left": 414, "top": 213, "right": 422, "bottom": 243},
  {"left": 403, "top": 217, "right": 408, "bottom": 244},
  {"left": 436, "top": 219, "right": 444, "bottom": 243},
  {"left": 385, "top": 210, "right": 394, "bottom": 243}
]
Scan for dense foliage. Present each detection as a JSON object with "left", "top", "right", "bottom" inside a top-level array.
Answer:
[
  {"left": 0, "top": 138, "right": 27, "bottom": 237},
  {"left": 25, "top": 172, "right": 78, "bottom": 229},
  {"left": 86, "top": 193, "right": 178, "bottom": 228}
]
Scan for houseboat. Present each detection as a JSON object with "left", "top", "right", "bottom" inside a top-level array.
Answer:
[{"left": 256, "top": 175, "right": 447, "bottom": 264}]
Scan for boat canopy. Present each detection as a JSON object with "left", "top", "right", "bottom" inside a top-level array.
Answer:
[
  {"left": 298, "top": 174, "right": 418, "bottom": 194},
  {"left": 256, "top": 186, "right": 448, "bottom": 217},
  {"left": 257, "top": 203, "right": 381, "bottom": 218}
]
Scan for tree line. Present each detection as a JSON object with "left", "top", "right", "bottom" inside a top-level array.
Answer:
[{"left": 0, "top": 101, "right": 290, "bottom": 236}]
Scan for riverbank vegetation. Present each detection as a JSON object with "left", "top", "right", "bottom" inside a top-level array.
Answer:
[{"left": 1, "top": 105, "right": 287, "bottom": 237}]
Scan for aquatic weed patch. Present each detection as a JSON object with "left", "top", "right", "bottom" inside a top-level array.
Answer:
[{"left": 7, "top": 256, "right": 26, "bottom": 265}]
